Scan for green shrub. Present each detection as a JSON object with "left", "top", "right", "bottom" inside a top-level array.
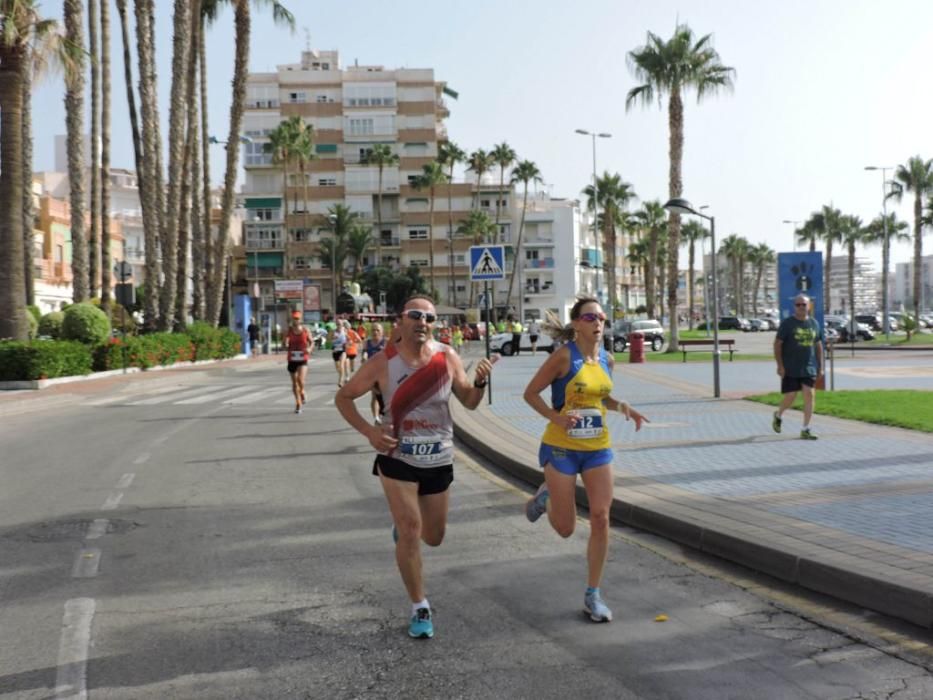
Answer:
[
  {"left": 61, "top": 303, "right": 112, "bottom": 345},
  {"left": 186, "top": 321, "right": 223, "bottom": 361},
  {"left": 0, "top": 340, "right": 93, "bottom": 380},
  {"left": 26, "top": 311, "right": 38, "bottom": 340},
  {"left": 38, "top": 311, "right": 65, "bottom": 339},
  {"left": 124, "top": 332, "right": 194, "bottom": 369},
  {"left": 27, "top": 305, "right": 41, "bottom": 323},
  {"left": 217, "top": 328, "right": 242, "bottom": 357}
]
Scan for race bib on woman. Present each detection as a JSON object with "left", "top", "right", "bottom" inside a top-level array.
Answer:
[
  {"left": 289, "top": 351, "right": 304, "bottom": 362},
  {"left": 567, "top": 408, "right": 604, "bottom": 438}
]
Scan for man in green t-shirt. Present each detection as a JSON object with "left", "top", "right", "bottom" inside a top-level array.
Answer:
[{"left": 772, "top": 294, "right": 824, "bottom": 440}]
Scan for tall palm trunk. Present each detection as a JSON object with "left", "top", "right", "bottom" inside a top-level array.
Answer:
[
  {"left": 158, "top": 0, "right": 193, "bottom": 329},
  {"left": 21, "top": 55, "right": 35, "bottom": 307},
  {"left": 135, "top": 0, "right": 163, "bottom": 330},
  {"left": 100, "top": 0, "right": 112, "bottom": 310},
  {"left": 494, "top": 166, "right": 505, "bottom": 244},
  {"left": 505, "top": 182, "right": 530, "bottom": 311},
  {"left": 115, "top": 0, "right": 143, "bottom": 175},
  {"left": 687, "top": 240, "right": 695, "bottom": 329},
  {"left": 646, "top": 229, "right": 658, "bottom": 318},
  {"left": 0, "top": 43, "right": 28, "bottom": 339},
  {"left": 189, "top": 12, "right": 204, "bottom": 320},
  {"left": 823, "top": 239, "right": 834, "bottom": 312},
  {"left": 666, "top": 85, "right": 683, "bottom": 344},
  {"left": 88, "top": 0, "right": 101, "bottom": 298},
  {"left": 199, "top": 16, "right": 213, "bottom": 314},
  {"left": 913, "top": 192, "right": 923, "bottom": 320},
  {"left": 65, "top": 0, "right": 88, "bottom": 303},
  {"left": 428, "top": 186, "right": 436, "bottom": 298},
  {"left": 753, "top": 266, "right": 763, "bottom": 316},
  {"left": 209, "top": 0, "right": 250, "bottom": 326},
  {"left": 375, "top": 163, "right": 384, "bottom": 267},
  {"left": 847, "top": 241, "right": 856, "bottom": 321},
  {"left": 446, "top": 163, "right": 455, "bottom": 306}
]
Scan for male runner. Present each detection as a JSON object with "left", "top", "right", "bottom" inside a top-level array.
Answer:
[
  {"left": 285, "top": 312, "right": 312, "bottom": 413},
  {"left": 335, "top": 295, "right": 494, "bottom": 639}
]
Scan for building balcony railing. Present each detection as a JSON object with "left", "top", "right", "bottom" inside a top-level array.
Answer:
[
  {"left": 525, "top": 258, "right": 555, "bottom": 269},
  {"left": 379, "top": 237, "right": 401, "bottom": 247},
  {"left": 246, "top": 240, "right": 284, "bottom": 250}
]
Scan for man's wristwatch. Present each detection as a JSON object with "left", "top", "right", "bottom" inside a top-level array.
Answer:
[{"left": 473, "top": 378, "right": 488, "bottom": 388}]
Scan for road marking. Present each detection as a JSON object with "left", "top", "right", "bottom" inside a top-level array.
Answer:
[
  {"left": 85, "top": 519, "right": 109, "bottom": 540},
  {"left": 71, "top": 549, "right": 101, "bottom": 578},
  {"left": 55, "top": 598, "right": 95, "bottom": 699},
  {"left": 133, "top": 452, "right": 150, "bottom": 465},
  {"left": 127, "top": 385, "right": 223, "bottom": 405},
  {"left": 175, "top": 385, "right": 256, "bottom": 404},
  {"left": 101, "top": 493, "right": 123, "bottom": 511},
  {"left": 225, "top": 387, "right": 283, "bottom": 404},
  {"left": 116, "top": 473, "right": 135, "bottom": 489}
]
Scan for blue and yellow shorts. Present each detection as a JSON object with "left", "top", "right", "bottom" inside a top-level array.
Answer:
[{"left": 538, "top": 444, "right": 614, "bottom": 476}]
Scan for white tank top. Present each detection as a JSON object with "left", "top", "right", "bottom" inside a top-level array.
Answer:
[{"left": 381, "top": 340, "right": 454, "bottom": 468}]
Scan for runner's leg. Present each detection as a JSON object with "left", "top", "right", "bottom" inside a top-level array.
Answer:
[
  {"left": 297, "top": 365, "right": 308, "bottom": 403},
  {"left": 378, "top": 471, "right": 426, "bottom": 602},
  {"left": 580, "top": 464, "right": 613, "bottom": 588},
  {"left": 544, "top": 464, "right": 578, "bottom": 538},
  {"left": 418, "top": 489, "right": 450, "bottom": 547}
]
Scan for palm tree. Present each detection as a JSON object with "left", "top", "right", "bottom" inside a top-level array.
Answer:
[
  {"left": 466, "top": 148, "right": 493, "bottom": 211},
  {"left": 584, "top": 172, "right": 637, "bottom": 320},
  {"left": 456, "top": 209, "right": 495, "bottom": 307},
  {"left": 626, "top": 23, "right": 735, "bottom": 347},
  {"left": 414, "top": 161, "right": 448, "bottom": 300},
  {"left": 318, "top": 236, "right": 349, "bottom": 292},
  {"left": 88, "top": 0, "right": 101, "bottom": 298},
  {"left": 680, "top": 219, "right": 708, "bottom": 329},
  {"left": 893, "top": 156, "right": 933, "bottom": 320},
  {"left": 810, "top": 205, "right": 843, "bottom": 313},
  {"left": 491, "top": 142, "right": 516, "bottom": 244},
  {"left": 99, "top": 0, "right": 112, "bottom": 311},
  {"left": 634, "top": 201, "right": 667, "bottom": 319},
  {"left": 346, "top": 223, "right": 374, "bottom": 281},
  {"left": 325, "top": 203, "right": 359, "bottom": 293},
  {"left": 838, "top": 215, "right": 866, "bottom": 324},
  {"left": 437, "top": 140, "right": 464, "bottom": 304},
  {"left": 865, "top": 212, "right": 910, "bottom": 331},
  {"left": 505, "top": 160, "right": 542, "bottom": 313},
  {"left": 795, "top": 219, "right": 818, "bottom": 252},
  {"left": 1, "top": 1, "right": 74, "bottom": 339},
  {"left": 362, "top": 142, "right": 399, "bottom": 266},
  {"left": 719, "top": 234, "right": 748, "bottom": 315},
  {"left": 20, "top": 35, "right": 34, "bottom": 307},
  {"left": 747, "top": 242, "right": 775, "bottom": 317},
  {"left": 207, "top": 0, "right": 295, "bottom": 326}
]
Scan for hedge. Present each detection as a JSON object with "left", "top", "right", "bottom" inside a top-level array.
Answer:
[{"left": 0, "top": 340, "right": 93, "bottom": 380}]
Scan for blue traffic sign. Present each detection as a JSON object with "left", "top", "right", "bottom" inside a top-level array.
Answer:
[{"left": 469, "top": 245, "right": 506, "bottom": 281}]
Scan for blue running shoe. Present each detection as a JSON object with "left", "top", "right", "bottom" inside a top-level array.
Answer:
[
  {"left": 584, "top": 589, "right": 613, "bottom": 623},
  {"left": 408, "top": 607, "right": 433, "bottom": 639},
  {"left": 525, "top": 482, "right": 549, "bottom": 523}
]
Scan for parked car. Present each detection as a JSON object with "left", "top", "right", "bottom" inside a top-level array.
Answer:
[
  {"left": 825, "top": 316, "right": 874, "bottom": 342},
  {"left": 610, "top": 319, "right": 665, "bottom": 352},
  {"left": 749, "top": 318, "right": 775, "bottom": 332},
  {"left": 488, "top": 331, "right": 554, "bottom": 356},
  {"left": 824, "top": 326, "right": 840, "bottom": 344},
  {"left": 717, "top": 316, "right": 752, "bottom": 332}
]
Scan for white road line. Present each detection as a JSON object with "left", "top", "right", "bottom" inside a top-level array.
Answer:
[
  {"left": 225, "top": 387, "right": 283, "bottom": 404},
  {"left": 101, "top": 493, "right": 123, "bottom": 511},
  {"left": 133, "top": 452, "right": 151, "bottom": 465},
  {"left": 55, "top": 598, "right": 95, "bottom": 700},
  {"left": 175, "top": 385, "right": 256, "bottom": 404},
  {"left": 127, "top": 385, "right": 214, "bottom": 405},
  {"left": 116, "top": 473, "right": 135, "bottom": 489},
  {"left": 85, "top": 383, "right": 184, "bottom": 406},
  {"left": 71, "top": 549, "right": 101, "bottom": 578},
  {"left": 85, "top": 519, "right": 108, "bottom": 540}
]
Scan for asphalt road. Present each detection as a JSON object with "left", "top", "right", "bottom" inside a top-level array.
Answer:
[{"left": 1, "top": 357, "right": 932, "bottom": 699}]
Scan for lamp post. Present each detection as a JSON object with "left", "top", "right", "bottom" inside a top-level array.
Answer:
[
  {"left": 864, "top": 165, "right": 895, "bottom": 339},
  {"left": 575, "top": 129, "right": 612, "bottom": 314},
  {"left": 327, "top": 213, "right": 338, "bottom": 315},
  {"left": 665, "top": 198, "right": 721, "bottom": 398},
  {"left": 782, "top": 219, "right": 803, "bottom": 252}
]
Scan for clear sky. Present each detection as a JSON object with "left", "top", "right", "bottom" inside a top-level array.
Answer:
[{"left": 31, "top": 0, "right": 933, "bottom": 267}]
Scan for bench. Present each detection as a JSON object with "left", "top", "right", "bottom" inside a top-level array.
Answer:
[{"left": 678, "top": 338, "right": 736, "bottom": 362}]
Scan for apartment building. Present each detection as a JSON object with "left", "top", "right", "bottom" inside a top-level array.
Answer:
[
  {"left": 237, "top": 48, "right": 512, "bottom": 318},
  {"left": 894, "top": 256, "right": 933, "bottom": 311}
]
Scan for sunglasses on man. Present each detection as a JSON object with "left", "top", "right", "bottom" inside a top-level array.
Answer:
[{"left": 405, "top": 309, "right": 437, "bottom": 323}]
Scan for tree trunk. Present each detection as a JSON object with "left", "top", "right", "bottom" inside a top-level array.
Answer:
[
  {"left": 646, "top": 229, "right": 657, "bottom": 319},
  {"left": 88, "top": 0, "right": 101, "bottom": 298},
  {"left": 100, "top": 0, "right": 112, "bottom": 310},
  {"left": 189, "top": 7, "right": 204, "bottom": 321},
  {"left": 687, "top": 240, "right": 695, "bottom": 330},
  {"left": 158, "top": 0, "right": 193, "bottom": 329},
  {"left": 881, "top": 229, "right": 890, "bottom": 333},
  {"left": 446, "top": 163, "right": 455, "bottom": 306},
  {"left": 209, "top": 0, "right": 249, "bottom": 326},
  {"left": 428, "top": 188, "right": 436, "bottom": 298},
  {"left": 21, "top": 55, "right": 35, "bottom": 307},
  {"left": 199, "top": 17, "right": 214, "bottom": 318},
  {"left": 376, "top": 164, "right": 384, "bottom": 268},
  {"left": 505, "top": 182, "right": 529, "bottom": 312},
  {"left": 848, "top": 243, "right": 856, "bottom": 327},
  {"left": 914, "top": 193, "right": 923, "bottom": 320},
  {"left": 65, "top": 0, "right": 89, "bottom": 303},
  {"left": 0, "top": 47, "right": 28, "bottom": 339},
  {"left": 666, "top": 84, "right": 684, "bottom": 349},
  {"left": 754, "top": 267, "right": 763, "bottom": 316},
  {"left": 135, "top": 0, "right": 163, "bottom": 331}
]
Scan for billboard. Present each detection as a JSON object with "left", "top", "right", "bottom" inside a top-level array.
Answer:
[
  {"left": 777, "top": 251, "right": 824, "bottom": 329},
  {"left": 274, "top": 279, "right": 304, "bottom": 302},
  {"left": 303, "top": 283, "right": 321, "bottom": 311}
]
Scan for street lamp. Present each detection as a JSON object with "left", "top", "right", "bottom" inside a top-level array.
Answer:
[
  {"left": 865, "top": 165, "right": 895, "bottom": 339},
  {"left": 209, "top": 134, "right": 253, "bottom": 145},
  {"left": 575, "top": 128, "right": 612, "bottom": 316},
  {"left": 665, "top": 197, "right": 721, "bottom": 398},
  {"left": 782, "top": 219, "right": 803, "bottom": 252},
  {"left": 327, "top": 213, "right": 338, "bottom": 314}
]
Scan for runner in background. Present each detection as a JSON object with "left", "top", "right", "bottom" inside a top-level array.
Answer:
[
  {"left": 331, "top": 321, "right": 348, "bottom": 387},
  {"left": 364, "top": 323, "right": 388, "bottom": 424},
  {"left": 346, "top": 322, "right": 362, "bottom": 377},
  {"left": 285, "top": 312, "right": 312, "bottom": 414}
]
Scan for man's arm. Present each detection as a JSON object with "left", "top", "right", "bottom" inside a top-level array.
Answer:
[
  {"left": 773, "top": 336, "right": 785, "bottom": 377},
  {"left": 335, "top": 354, "right": 397, "bottom": 452},
  {"left": 449, "top": 351, "right": 494, "bottom": 410}
]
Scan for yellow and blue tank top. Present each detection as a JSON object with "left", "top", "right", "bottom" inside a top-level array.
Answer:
[{"left": 541, "top": 342, "right": 613, "bottom": 451}]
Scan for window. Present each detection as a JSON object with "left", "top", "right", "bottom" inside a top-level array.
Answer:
[
  {"left": 410, "top": 259, "right": 429, "bottom": 267},
  {"left": 244, "top": 141, "right": 272, "bottom": 166},
  {"left": 288, "top": 91, "right": 307, "bottom": 103},
  {"left": 481, "top": 199, "right": 491, "bottom": 208},
  {"left": 407, "top": 175, "right": 419, "bottom": 185},
  {"left": 292, "top": 256, "right": 309, "bottom": 269},
  {"left": 454, "top": 254, "right": 465, "bottom": 264},
  {"left": 455, "top": 283, "right": 466, "bottom": 292},
  {"left": 408, "top": 229, "right": 428, "bottom": 240},
  {"left": 348, "top": 118, "right": 374, "bottom": 136},
  {"left": 250, "top": 207, "right": 279, "bottom": 221},
  {"left": 318, "top": 177, "right": 337, "bottom": 186},
  {"left": 316, "top": 94, "right": 328, "bottom": 103},
  {"left": 291, "top": 229, "right": 313, "bottom": 242},
  {"left": 526, "top": 249, "right": 539, "bottom": 260}
]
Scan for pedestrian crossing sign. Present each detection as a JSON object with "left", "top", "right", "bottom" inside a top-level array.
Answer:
[{"left": 469, "top": 245, "right": 506, "bottom": 281}]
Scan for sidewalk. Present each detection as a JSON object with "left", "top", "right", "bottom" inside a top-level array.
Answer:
[{"left": 452, "top": 350, "right": 933, "bottom": 629}]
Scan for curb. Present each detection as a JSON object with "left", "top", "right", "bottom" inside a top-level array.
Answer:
[
  {"left": 452, "top": 401, "right": 933, "bottom": 629},
  {"left": 0, "top": 354, "right": 249, "bottom": 391}
]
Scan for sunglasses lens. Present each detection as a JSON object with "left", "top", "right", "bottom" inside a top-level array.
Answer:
[{"left": 406, "top": 310, "right": 436, "bottom": 323}]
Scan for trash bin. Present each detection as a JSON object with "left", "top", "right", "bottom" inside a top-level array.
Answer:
[{"left": 628, "top": 332, "right": 645, "bottom": 363}]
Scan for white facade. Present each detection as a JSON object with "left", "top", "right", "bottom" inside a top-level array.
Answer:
[{"left": 894, "top": 256, "right": 933, "bottom": 311}]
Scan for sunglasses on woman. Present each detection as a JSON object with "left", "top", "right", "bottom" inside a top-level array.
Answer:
[
  {"left": 405, "top": 309, "right": 437, "bottom": 323},
  {"left": 577, "top": 312, "right": 607, "bottom": 322}
]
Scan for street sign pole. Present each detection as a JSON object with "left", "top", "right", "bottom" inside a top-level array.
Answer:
[
  {"left": 484, "top": 281, "right": 491, "bottom": 404},
  {"left": 471, "top": 245, "right": 504, "bottom": 406}
]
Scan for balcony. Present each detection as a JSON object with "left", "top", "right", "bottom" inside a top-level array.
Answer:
[
  {"left": 525, "top": 258, "right": 555, "bottom": 269},
  {"left": 379, "top": 236, "right": 401, "bottom": 247},
  {"left": 246, "top": 239, "right": 284, "bottom": 250}
]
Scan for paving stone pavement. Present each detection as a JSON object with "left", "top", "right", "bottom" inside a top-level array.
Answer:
[{"left": 452, "top": 348, "right": 933, "bottom": 629}]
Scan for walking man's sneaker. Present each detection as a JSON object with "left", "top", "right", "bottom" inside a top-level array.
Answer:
[
  {"left": 800, "top": 428, "right": 818, "bottom": 440},
  {"left": 771, "top": 411, "right": 782, "bottom": 434},
  {"left": 584, "top": 589, "right": 613, "bottom": 623},
  {"left": 525, "top": 482, "right": 549, "bottom": 523},
  {"left": 408, "top": 607, "right": 434, "bottom": 639}
]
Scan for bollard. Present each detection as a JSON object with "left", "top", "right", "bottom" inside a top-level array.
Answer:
[{"left": 628, "top": 332, "right": 645, "bottom": 363}]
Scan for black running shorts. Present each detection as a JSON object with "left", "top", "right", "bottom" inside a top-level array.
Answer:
[
  {"left": 373, "top": 454, "right": 453, "bottom": 495},
  {"left": 287, "top": 361, "right": 307, "bottom": 373},
  {"left": 781, "top": 375, "right": 815, "bottom": 394}
]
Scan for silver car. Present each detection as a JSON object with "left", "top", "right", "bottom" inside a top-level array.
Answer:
[{"left": 488, "top": 331, "right": 555, "bottom": 356}]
